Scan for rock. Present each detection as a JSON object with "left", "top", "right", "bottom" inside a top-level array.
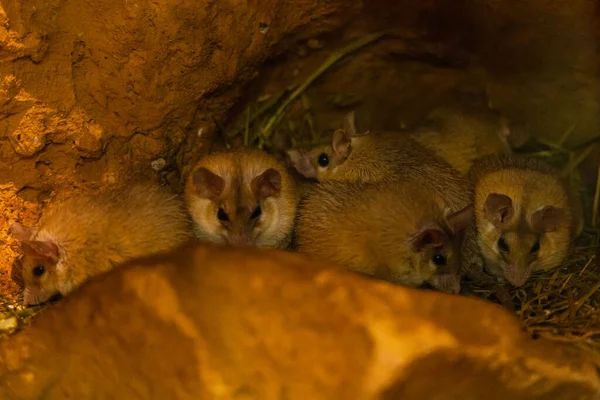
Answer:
[
  {"left": 0, "top": 243, "right": 598, "bottom": 399},
  {"left": 9, "top": 105, "right": 53, "bottom": 157},
  {"left": 151, "top": 158, "right": 167, "bottom": 171},
  {"left": 0, "top": 316, "right": 17, "bottom": 333},
  {"left": 68, "top": 107, "right": 105, "bottom": 159},
  {"left": 0, "top": 0, "right": 357, "bottom": 192},
  {"left": 0, "top": 7, "right": 48, "bottom": 63}
]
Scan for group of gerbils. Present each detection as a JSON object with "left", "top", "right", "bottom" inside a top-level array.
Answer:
[{"left": 10, "top": 100, "right": 583, "bottom": 308}]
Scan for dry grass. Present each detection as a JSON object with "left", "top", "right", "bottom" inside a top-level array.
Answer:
[
  {"left": 0, "top": 293, "right": 44, "bottom": 338},
  {"left": 223, "top": 33, "right": 384, "bottom": 150}
]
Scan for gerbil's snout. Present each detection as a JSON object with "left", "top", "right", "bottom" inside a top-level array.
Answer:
[
  {"left": 23, "top": 287, "right": 62, "bottom": 307},
  {"left": 225, "top": 233, "right": 254, "bottom": 247},
  {"left": 431, "top": 273, "right": 461, "bottom": 294},
  {"left": 506, "top": 263, "right": 531, "bottom": 287}
]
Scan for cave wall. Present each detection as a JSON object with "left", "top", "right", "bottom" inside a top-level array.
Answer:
[
  {"left": 298, "top": 0, "right": 600, "bottom": 148},
  {"left": 0, "top": 0, "right": 359, "bottom": 194}
]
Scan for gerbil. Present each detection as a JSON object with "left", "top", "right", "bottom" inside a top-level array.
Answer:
[
  {"left": 10, "top": 182, "right": 193, "bottom": 306},
  {"left": 287, "top": 112, "right": 472, "bottom": 212},
  {"left": 296, "top": 180, "right": 474, "bottom": 293},
  {"left": 185, "top": 147, "right": 298, "bottom": 249},
  {"left": 410, "top": 101, "right": 514, "bottom": 175},
  {"left": 470, "top": 155, "right": 584, "bottom": 287}
]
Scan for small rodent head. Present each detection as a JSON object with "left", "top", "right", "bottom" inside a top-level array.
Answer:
[
  {"left": 188, "top": 164, "right": 287, "bottom": 247},
  {"left": 480, "top": 193, "right": 568, "bottom": 287},
  {"left": 408, "top": 205, "right": 473, "bottom": 294},
  {"left": 287, "top": 129, "right": 352, "bottom": 181},
  {"left": 286, "top": 112, "right": 364, "bottom": 181},
  {"left": 10, "top": 222, "right": 62, "bottom": 307}
]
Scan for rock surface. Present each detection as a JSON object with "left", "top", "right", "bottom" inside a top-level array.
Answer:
[
  {"left": 0, "top": 243, "right": 598, "bottom": 399},
  {"left": 2, "top": 0, "right": 599, "bottom": 299},
  {"left": 0, "top": 0, "right": 357, "bottom": 192}
]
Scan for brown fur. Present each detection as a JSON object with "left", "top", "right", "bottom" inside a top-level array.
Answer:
[
  {"left": 10, "top": 182, "right": 194, "bottom": 306},
  {"left": 410, "top": 102, "right": 513, "bottom": 175},
  {"left": 296, "top": 180, "right": 473, "bottom": 293},
  {"left": 185, "top": 147, "right": 298, "bottom": 249},
  {"left": 469, "top": 155, "right": 583, "bottom": 287},
  {"left": 287, "top": 121, "right": 472, "bottom": 213}
]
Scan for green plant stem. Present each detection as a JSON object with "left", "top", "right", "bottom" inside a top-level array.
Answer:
[
  {"left": 561, "top": 145, "right": 596, "bottom": 178},
  {"left": 260, "top": 32, "right": 385, "bottom": 140}
]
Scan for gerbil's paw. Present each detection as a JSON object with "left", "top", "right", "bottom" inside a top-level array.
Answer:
[
  {"left": 462, "top": 261, "right": 485, "bottom": 280},
  {"left": 459, "top": 280, "right": 476, "bottom": 296},
  {"left": 431, "top": 274, "right": 461, "bottom": 295},
  {"left": 493, "top": 285, "right": 515, "bottom": 312}
]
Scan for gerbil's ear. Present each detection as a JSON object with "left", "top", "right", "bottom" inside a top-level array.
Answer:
[
  {"left": 10, "top": 222, "right": 32, "bottom": 242},
  {"left": 21, "top": 240, "right": 59, "bottom": 262},
  {"left": 251, "top": 168, "right": 281, "bottom": 199},
  {"left": 530, "top": 206, "right": 566, "bottom": 233},
  {"left": 193, "top": 168, "right": 225, "bottom": 200},
  {"left": 412, "top": 228, "right": 446, "bottom": 252},
  {"left": 484, "top": 193, "right": 514, "bottom": 227},
  {"left": 332, "top": 129, "right": 352, "bottom": 160},
  {"left": 287, "top": 150, "right": 318, "bottom": 178},
  {"left": 445, "top": 205, "right": 474, "bottom": 233}
]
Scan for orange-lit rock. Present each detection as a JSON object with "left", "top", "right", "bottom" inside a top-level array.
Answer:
[{"left": 0, "top": 243, "right": 598, "bottom": 399}]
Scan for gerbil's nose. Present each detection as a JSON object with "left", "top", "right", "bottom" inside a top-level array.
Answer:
[
  {"left": 23, "top": 288, "right": 39, "bottom": 307},
  {"left": 226, "top": 233, "right": 254, "bottom": 247},
  {"left": 433, "top": 274, "right": 461, "bottom": 294},
  {"left": 506, "top": 264, "right": 531, "bottom": 287}
]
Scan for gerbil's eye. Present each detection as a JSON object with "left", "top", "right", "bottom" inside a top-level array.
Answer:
[
  {"left": 317, "top": 153, "right": 329, "bottom": 167},
  {"left": 432, "top": 255, "right": 446, "bottom": 266},
  {"left": 497, "top": 237, "right": 509, "bottom": 252},
  {"left": 33, "top": 265, "right": 45, "bottom": 277},
  {"left": 530, "top": 240, "right": 540, "bottom": 254},
  {"left": 217, "top": 208, "right": 229, "bottom": 222},
  {"left": 250, "top": 206, "right": 262, "bottom": 220}
]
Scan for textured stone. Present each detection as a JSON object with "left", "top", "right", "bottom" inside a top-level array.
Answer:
[
  {"left": 0, "top": 0, "right": 357, "bottom": 191},
  {"left": 0, "top": 243, "right": 598, "bottom": 399}
]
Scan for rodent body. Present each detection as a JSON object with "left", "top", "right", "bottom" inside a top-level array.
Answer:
[
  {"left": 287, "top": 113, "right": 472, "bottom": 213},
  {"left": 470, "top": 155, "right": 583, "bottom": 287},
  {"left": 185, "top": 148, "right": 298, "bottom": 249},
  {"left": 10, "top": 182, "right": 194, "bottom": 306},
  {"left": 410, "top": 102, "right": 513, "bottom": 175},
  {"left": 296, "top": 180, "right": 473, "bottom": 293}
]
